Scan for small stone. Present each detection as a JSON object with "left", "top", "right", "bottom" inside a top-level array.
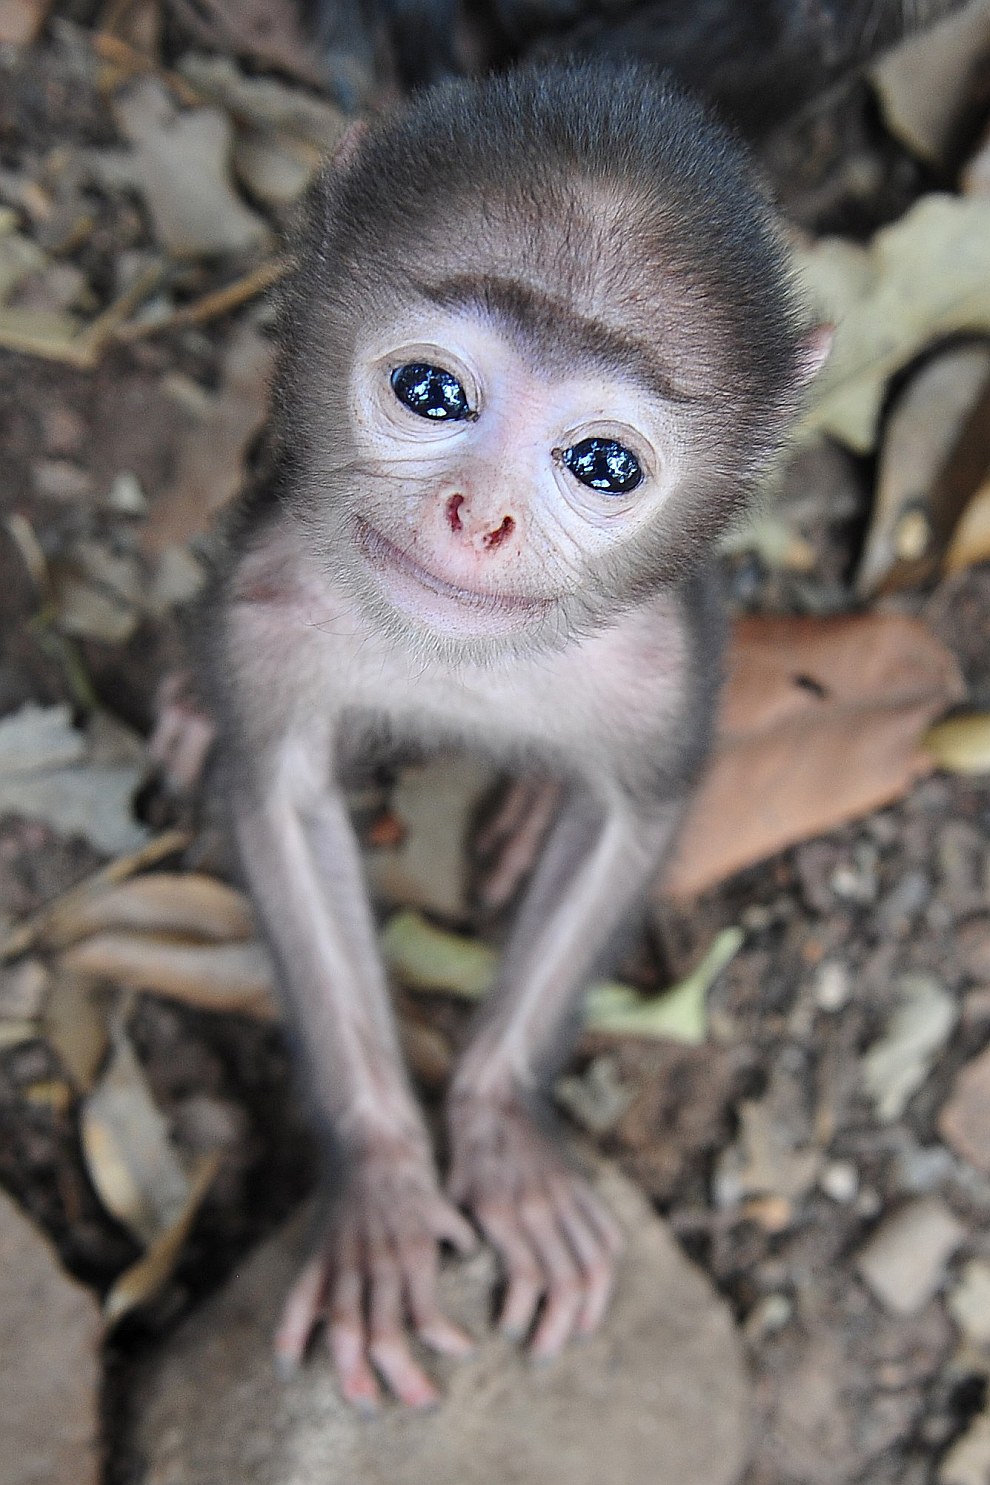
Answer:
[
  {"left": 893, "top": 1140, "right": 954, "bottom": 1195},
  {"left": 820, "top": 1160, "right": 859, "bottom": 1204},
  {"left": 814, "top": 960, "right": 851, "bottom": 1012},
  {"left": 940, "top": 1046, "right": 990, "bottom": 1175},
  {"left": 31, "top": 458, "right": 94, "bottom": 502},
  {"left": 947, "top": 1259, "right": 990, "bottom": 1346},
  {"left": 106, "top": 471, "right": 148, "bottom": 513},
  {"left": 855, "top": 1196, "right": 965, "bottom": 1315}
]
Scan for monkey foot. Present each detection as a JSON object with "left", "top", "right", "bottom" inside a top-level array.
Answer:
[
  {"left": 447, "top": 1097, "right": 623, "bottom": 1359},
  {"left": 274, "top": 1138, "right": 477, "bottom": 1411}
]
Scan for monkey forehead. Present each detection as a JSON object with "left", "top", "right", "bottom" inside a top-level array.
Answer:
[{"left": 410, "top": 272, "right": 706, "bottom": 407}]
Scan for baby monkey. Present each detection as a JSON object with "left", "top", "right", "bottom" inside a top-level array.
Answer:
[{"left": 206, "top": 62, "right": 822, "bottom": 1409}]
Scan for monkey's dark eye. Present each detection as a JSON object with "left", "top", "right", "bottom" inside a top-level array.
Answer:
[
  {"left": 560, "top": 438, "right": 643, "bottom": 495},
  {"left": 391, "top": 363, "right": 472, "bottom": 421}
]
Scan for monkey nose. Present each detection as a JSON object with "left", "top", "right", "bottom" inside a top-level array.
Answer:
[{"left": 446, "top": 493, "right": 517, "bottom": 552}]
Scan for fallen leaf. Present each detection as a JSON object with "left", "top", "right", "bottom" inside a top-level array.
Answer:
[
  {"left": 64, "top": 934, "right": 277, "bottom": 1016},
  {"left": 365, "top": 756, "right": 497, "bottom": 919},
  {"left": 0, "top": 829, "right": 189, "bottom": 961},
  {"left": 924, "top": 713, "right": 990, "bottom": 774},
  {"left": 233, "top": 129, "right": 320, "bottom": 207},
  {"left": 105, "top": 1152, "right": 220, "bottom": 1324},
  {"left": 939, "top": 1044, "right": 990, "bottom": 1173},
  {"left": 40, "top": 872, "right": 256, "bottom": 950},
  {"left": 719, "top": 1097, "right": 820, "bottom": 1204},
  {"left": 0, "top": 1190, "right": 101, "bottom": 1485},
  {"left": 941, "top": 1409, "right": 990, "bottom": 1485},
  {"left": 44, "top": 972, "right": 110, "bottom": 1090},
  {"left": 946, "top": 478, "right": 990, "bottom": 568},
  {"left": 178, "top": 53, "right": 346, "bottom": 149},
  {"left": 797, "top": 195, "right": 990, "bottom": 451},
  {"left": 662, "top": 613, "right": 965, "bottom": 899},
  {"left": 0, "top": 703, "right": 148, "bottom": 855},
  {"left": 381, "top": 909, "right": 733, "bottom": 1044},
  {"left": 856, "top": 344, "right": 990, "bottom": 595},
  {"left": 141, "top": 322, "right": 273, "bottom": 551},
  {"left": 871, "top": 0, "right": 990, "bottom": 163},
  {"left": 81, "top": 1021, "right": 191, "bottom": 1245},
  {"left": 861, "top": 974, "right": 957, "bottom": 1122},
  {"left": 93, "top": 77, "right": 273, "bottom": 258}
]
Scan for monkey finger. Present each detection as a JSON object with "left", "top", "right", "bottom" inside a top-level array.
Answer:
[
  {"left": 552, "top": 1194, "right": 616, "bottom": 1338},
  {"left": 573, "top": 1182, "right": 625, "bottom": 1258},
  {"left": 327, "top": 1262, "right": 381, "bottom": 1413},
  {"left": 517, "top": 1200, "right": 583, "bottom": 1360},
  {"left": 477, "top": 1205, "right": 545, "bottom": 1340},
  {"left": 367, "top": 1245, "right": 440, "bottom": 1408},
  {"left": 401, "top": 1238, "right": 474, "bottom": 1357},
  {"left": 274, "top": 1252, "right": 330, "bottom": 1375}
]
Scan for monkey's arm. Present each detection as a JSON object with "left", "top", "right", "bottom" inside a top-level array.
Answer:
[
  {"left": 447, "top": 786, "right": 684, "bottom": 1357},
  {"left": 230, "top": 764, "right": 477, "bottom": 1409}
]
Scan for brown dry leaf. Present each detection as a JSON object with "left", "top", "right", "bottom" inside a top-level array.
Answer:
[
  {"left": 0, "top": 1190, "right": 101, "bottom": 1485},
  {"left": 856, "top": 344, "right": 990, "bottom": 596},
  {"left": 44, "top": 972, "right": 110, "bottom": 1091},
  {"left": 0, "top": 829, "right": 189, "bottom": 962},
  {"left": 64, "top": 933, "right": 277, "bottom": 1016},
  {"left": 662, "top": 614, "right": 965, "bottom": 899},
  {"left": 81, "top": 1021, "right": 191, "bottom": 1245},
  {"left": 946, "top": 478, "right": 990, "bottom": 569},
  {"left": 105, "top": 1151, "right": 220, "bottom": 1324},
  {"left": 141, "top": 322, "right": 273, "bottom": 552},
  {"left": 871, "top": 0, "right": 990, "bottom": 163},
  {"left": 41, "top": 872, "right": 256, "bottom": 950},
  {"left": 796, "top": 195, "right": 990, "bottom": 451},
  {"left": 97, "top": 77, "right": 272, "bottom": 258}
]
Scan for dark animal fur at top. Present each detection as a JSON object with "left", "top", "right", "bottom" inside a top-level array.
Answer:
[{"left": 307, "top": 0, "right": 965, "bottom": 137}]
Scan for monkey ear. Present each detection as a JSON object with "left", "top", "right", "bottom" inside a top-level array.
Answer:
[
  {"left": 329, "top": 120, "right": 370, "bottom": 174},
  {"left": 795, "top": 323, "right": 833, "bottom": 386}
]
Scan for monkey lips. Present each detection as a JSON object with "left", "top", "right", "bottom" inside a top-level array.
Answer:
[{"left": 355, "top": 516, "right": 550, "bottom": 637}]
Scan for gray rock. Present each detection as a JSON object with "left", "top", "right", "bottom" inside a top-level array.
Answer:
[
  {"left": 132, "top": 1166, "right": 751, "bottom": 1485},
  {"left": 856, "top": 1196, "right": 965, "bottom": 1315}
]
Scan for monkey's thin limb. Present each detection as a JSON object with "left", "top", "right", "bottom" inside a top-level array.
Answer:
[
  {"left": 232, "top": 774, "right": 475, "bottom": 1409},
  {"left": 448, "top": 789, "right": 683, "bottom": 1356}
]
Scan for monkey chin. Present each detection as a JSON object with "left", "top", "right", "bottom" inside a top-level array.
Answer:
[{"left": 354, "top": 515, "right": 556, "bottom": 650}]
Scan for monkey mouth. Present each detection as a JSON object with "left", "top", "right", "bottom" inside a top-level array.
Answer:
[{"left": 354, "top": 519, "right": 549, "bottom": 634}]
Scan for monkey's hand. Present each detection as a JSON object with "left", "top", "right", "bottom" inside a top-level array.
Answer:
[
  {"left": 275, "top": 1129, "right": 477, "bottom": 1411},
  {"left": 446, "top": 1095, "right": 623, "bottom": 1359}
]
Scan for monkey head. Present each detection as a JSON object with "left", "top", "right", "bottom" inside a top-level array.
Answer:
[{"left": 275, "top": 61, "right": 822, "bottom": 663}]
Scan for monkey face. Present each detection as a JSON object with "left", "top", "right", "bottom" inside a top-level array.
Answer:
[{"left": 340, "top": 303, "right": 695, "bottom": 646}]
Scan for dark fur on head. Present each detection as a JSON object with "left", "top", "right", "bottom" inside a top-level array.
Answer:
[{"left": 269, "top": 60, "right": 807, "bottom": 657}]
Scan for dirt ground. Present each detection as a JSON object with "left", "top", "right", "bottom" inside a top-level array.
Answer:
[{"left": 2, "top": 5, "right": 990, "bottom": 1483}]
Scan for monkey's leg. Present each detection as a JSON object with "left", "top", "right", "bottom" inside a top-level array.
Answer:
[
  {"left": 232, "top": 777, "right": 476, "bottom": 1409},
  {"left": 447, "top": 788, "right": 682, "bottom": 1358}
]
